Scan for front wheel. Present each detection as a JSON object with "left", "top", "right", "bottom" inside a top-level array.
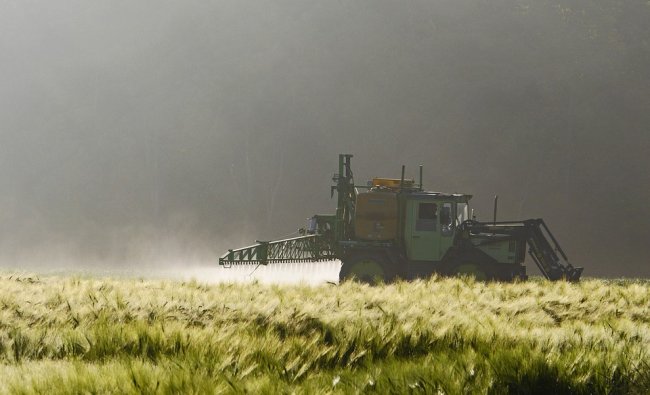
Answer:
[
  {"left": 339, "top": 254, "right": 392, "bottom": 284},
  {"left": 452, "top": 263, "right": 488, "bottom": 281},
  {"left": 443, "top": 250, "right": 495, "bottom": 281}
]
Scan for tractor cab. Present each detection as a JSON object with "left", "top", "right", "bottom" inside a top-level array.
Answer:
[{"left": 403, "top": 193, "right": 471, "bottom": 262}]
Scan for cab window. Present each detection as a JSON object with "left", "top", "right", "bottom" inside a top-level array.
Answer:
[
  {"left": 440, "top": 202, "right": 453, "bottom": 236},
  {"left": 456, "top": 203, "right": 468, "bottom": 225},
  {"left": 416, "top": 202, "right": 437, "bottom": 231}
]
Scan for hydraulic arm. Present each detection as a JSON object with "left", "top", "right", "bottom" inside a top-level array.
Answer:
[{"left": 461, "top": 219, "right": 583, "bottom": 281}]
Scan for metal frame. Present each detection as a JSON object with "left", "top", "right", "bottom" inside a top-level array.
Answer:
[{"left": 219, "top": 234, "right": 336, "bottom": 266}]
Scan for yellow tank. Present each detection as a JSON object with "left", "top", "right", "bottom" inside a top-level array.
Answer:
[
  {"left": 371, "top": 178, "right": 414, "bottom": 189},
  {"left": 355, "top": 190, "right": 398, "bottom": 240}
]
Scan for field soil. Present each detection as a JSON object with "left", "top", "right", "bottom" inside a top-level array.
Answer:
[{"left": 0, "top": 273, "right": 648, "bottom": 394}]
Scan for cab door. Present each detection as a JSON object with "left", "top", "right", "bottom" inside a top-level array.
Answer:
[{"left": 405, "top": 200, "right": 441, "bottom": 261}]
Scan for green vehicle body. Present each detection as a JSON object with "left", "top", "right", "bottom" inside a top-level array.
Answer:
[{"left": 220, "top": 154, "right": 582, "bottom": 282}]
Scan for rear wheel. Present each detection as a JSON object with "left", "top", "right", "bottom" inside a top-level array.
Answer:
[{"left": 339, "top": 254, "right": 392, "bottom": 284}]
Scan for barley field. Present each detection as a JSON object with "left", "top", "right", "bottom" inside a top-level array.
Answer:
[{"left": 0, "top": 273, "right": 648, "bottom": 394}]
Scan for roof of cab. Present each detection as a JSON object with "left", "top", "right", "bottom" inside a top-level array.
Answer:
[{"left": 407, "top": 191, "right": 472, "bottom": 201}]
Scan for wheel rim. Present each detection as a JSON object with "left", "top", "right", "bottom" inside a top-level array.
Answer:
[
  {"left": 348, "top": 258, "right": 385, "bottom": 283},
  {"left": 454, "top": 263, "right": 487, "bottom": 281}
]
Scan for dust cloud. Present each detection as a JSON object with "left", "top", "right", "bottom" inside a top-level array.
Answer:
[{"left": 1, "top": 0, "right": 649, "bottom": 280}]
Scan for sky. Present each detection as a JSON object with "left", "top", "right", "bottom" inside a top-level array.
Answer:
[{"left": 1, "top": 0, "right": 649, "bottom": 277}]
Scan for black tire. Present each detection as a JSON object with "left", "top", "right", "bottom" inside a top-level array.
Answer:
[
  {"left": 450, "top": 262, "right": 489, "bottom": 281},
  {"left": 443, "top": 250, "right": 496, "bottom": 281},
  {"left": 339, "top": 253, "right": 393, "bottom": 284}
]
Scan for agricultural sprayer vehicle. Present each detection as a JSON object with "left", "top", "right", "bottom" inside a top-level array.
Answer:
[{"left": 219, "top": 154, "right": 583, "bottom": 282}]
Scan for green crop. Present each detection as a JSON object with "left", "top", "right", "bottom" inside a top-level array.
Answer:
[{"left": 0, "top": 273, "right": 647, "bottom": 394}]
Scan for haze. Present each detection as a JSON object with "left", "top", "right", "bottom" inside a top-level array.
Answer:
[{"left": 1, "top": 0, "right": 648, "bottom": 278}]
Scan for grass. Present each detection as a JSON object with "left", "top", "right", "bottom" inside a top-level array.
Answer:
[{"left": 0, "top": 273, "right": 647, "bottom": 394}]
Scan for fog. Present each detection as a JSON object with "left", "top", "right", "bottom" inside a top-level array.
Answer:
[{"left": 1, "top": 0, "right": 649, "bottom": 278}]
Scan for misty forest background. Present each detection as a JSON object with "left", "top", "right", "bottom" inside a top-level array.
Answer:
[{"left": 1, "top": 0, "right": 648, "bottom": 277}]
